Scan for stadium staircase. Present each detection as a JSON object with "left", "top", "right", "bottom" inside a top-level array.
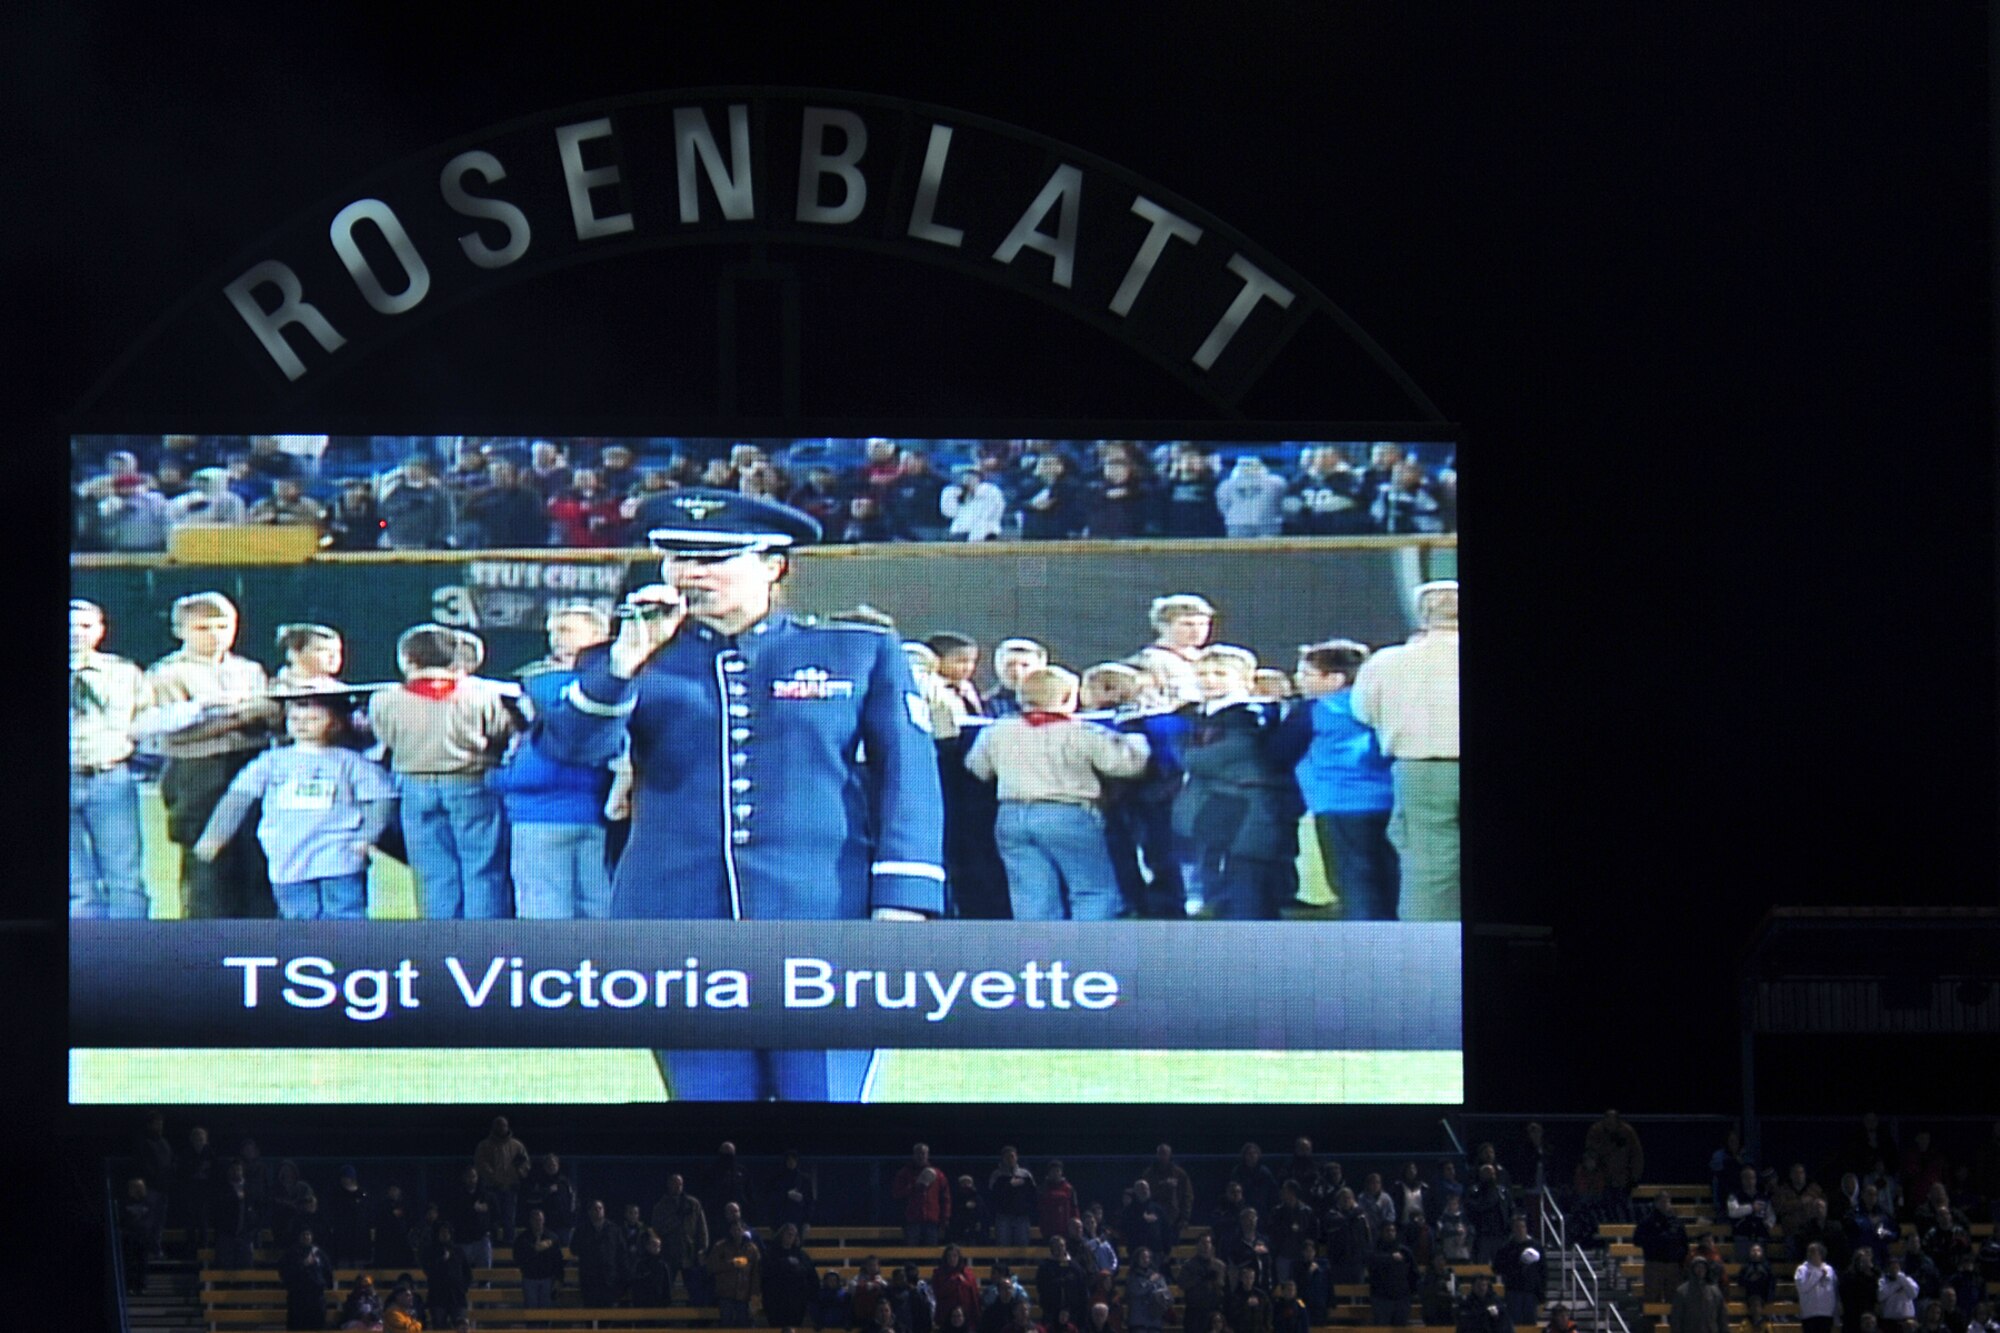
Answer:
[{"left": 126, "top": 1254, "right": 206, "bottom": 1333}]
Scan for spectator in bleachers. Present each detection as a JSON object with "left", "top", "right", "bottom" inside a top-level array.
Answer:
[
  {"left": 1670, "top": 1258, "right": 1729, "bottom": 1333},
  {"left": 893, "top": 1144, "right": 953, "bottom": 1247},
  {"left": 1366, "top": 1223, "right": 1417, "bottom": 1327},
  {"left": 473, "top": 1117, "right": 530, "bottom": 1244},
  {"left": 1226, "top": 1264, "right": 1273, "bottom": 1333},
  {"left": 1636, "top": 1193, "right": 1692, "bottom": 1303},
  {"left": 1216, "top": 456, "right": 1286, "bottom": 538},
  {"left": 373, "top": 1184, "right": 416, "bottom": 1270},
  {"left": 1036, "top": 1238, "right": 1092, "bottom": 1333},
  {"left": 1906, "top": 1134, "right": 1953, "bottom": 1215},
  {"left": 816, "top": 1270, "right": 855, "bottom": 1330},
  {"left": 1221, "top": 1207, "right": 1275, "bottom": 1291},
  {"left": 1372, "top": 460, "right": 1448, "bottom": 534},
  {"left": 1797, "top": 1242, "right": 1839, "bottom": 1333},
  {"left": 1795, "top": 1196, "right": 1846, "bottom": 1268},
  {"left": 1039, "top": 1163, "right": 1081, "bottom": 1247},
  {"left": 1740, "top": 1243, "right": 1776, "bottom": 1305},
  {"left": 1321, "top": 1189, "right": 1369, "bottom": 1285},
  {"left": 1116, "top": 1182, "right": 1169, "bottom": 1264},
  {"left": 523, "top": 441, "right": 572, "bottom": 499},
  {"left": 1845, "top": 1253, "right": 1885, "bottom": 1333},
  {"left": 281, "top": 1226, "right": 336, "bottom": 1331},
  {"left": 1422, "top": 1251, "right": 1460, "bottom": 1327},
  {"left": 378, "top": 458, "right": 454, "bottom": 550},
  {"left": 1140, "top": 1144, "right": 1194, "bottom": 1251},
  {"left": 324, "top": 1166, "right": 372, "bottom": 1266},
  {"left": 119, "top": 1176, "right": 158, "bottom": 1295},
  {"left": 515, "top": 1207, "right": 565, "bottom": 1308},
  {"left": 1180, "top": 1236, "right": 1229, "bottom": 1333},
  {"left": 575, "top": 1200, "right": 630, "bottom": 1308},
  {"left": 382, "top": 1284, "right": 422, "bottom": 1333},
  {"left": 1864, "top": 1160, "right": 1903, "bottom": 1221},
  {"left": 171, "top": 466, "right": 249, "bottom": 526},
  {"left": 892, "top": 1263, "right": 939, "bottom": 1333},
  {"left": 1504, "top": 1216, "right": 1544, "bottom": 1328},
  {"left": 1776, "top": 1163, "right": 1827, "bottom": 1237},
  {"left": 248, "top": 434, "right": 302, "bottom": 481},
  {"left": 1466, "top": 1167, "right": 1512, "bottom": 1264},
  {"left": 652, "top": 1174, "right": 711, "bottom": 1304},
  {"left": 324, "top": 480, "right": 383, "bottom": 551},
  {"left": 1232, "top": 1144, "right": 1279, "bottom": 1218},
  {"left": 1883, "top": 1255, "right": 1924, "bottom": 1333},
  {"left": 1944, "top": 1254, "right": 1984, "bottom": 1319},
  {"left": 223, "top": 452, "right": 269, "bottom": 507},
  {"left": 1272, "top": 1176, "right": 1320, "bottom": 1280},
  {"left": 338, "top": 1274, "right": 383, "bottom": 1329},
  {"left": 522, "top": 1154, "right": 577, "bottom": 1247},
  {"left": 790, "top": 464, "right": 850, "bottom": 530},
  {"left": 1459, "top": 1274, "right": 1513, "bottom": 1333},
  {"left": 946, "top": 1177, "right": 989, "bottom": 1245},
  {"left": 247, "top": 476, "right": 327, "bottom": 532},
  {"left": 1282, "top": 446, "right": 1368, "bottom": 536},
  {"left": 441, "top": 440, "right": 491, "bottom": 502},
  {"left": 934, "top": 1246, "right": 982, "bottom": 1326},
  {"left": 629, "top": 1229, "right": 674, "bottom": 1306},
  {"left": 892, "top": 451, "right": 950, "bottom": 540},
  {"left": 1436, "top": 1192, "right": 1474, "bottom": 1264},
  {"left": 154, "top": 458, "right": 194, "bottom": 502},
  {"left": 1083, "top": 449, "right": 1159, "bottom": 538},
  {"left": 1849, "top": 1185, "right": 1899, "bottom": 1265},
  {"left": 173, "top": 1126, "right": 214, "bottom": 1258},
  {"left": 943, "top": 463, "right": 1009, "bottom": 541},
  {"left": 1296, "top": 1240, "right": 1333, "bottom": 1325},
  {"left": 1019, "top": 454, "right": 1086, "bottom": 540},
  {"left": 1357, "top": 443, "right": 1405, "bottom": 507},
  {"left": 460, "top": 459, "right": 549, "bottom": 547},
  {"left": 423, "top": 1220, "right": 471, "bottom": 1326},
  {"left": 1923, "top": 1207, "right": 1974, "bottom": 1276},
  {"left": 213, "top": 1159, "right": 260, "bottom": 1269},
  {"left": 763, "top": 1224, "right": 819, "bottom": 1325},
  {"left": 592, "top": 443, "right": 640, "bottom": 493},
  {"left": 839, "top": 491, "right": 899, "bottom": 542},
  {"left": 708, "top": 1143, "right": 758, "bottom": 1227},
  {"left": 1842, "top": 1116, "right": 1900, "bottom": 1183},
  {"left": 1161, "top": 449, "right": 1224, "bottom": 537},
  {"left": 1728, "top": 1166, "right": 1775, "bottom": 1258},
  {"left": 95, "top": 472, "right": 176, "bottom": 550},
  {"left": 1124, "top": 1249, "right": 1171, "bottom": 1333},
  {"left": 444, "top": 1165, "right": 498, "bottom": 1272},
  {"left": 548, "top": 468, "right": 628, "bottom": 547},
  {"left": 770, "top": 1149, "right": 818, "bottom": 1240}
]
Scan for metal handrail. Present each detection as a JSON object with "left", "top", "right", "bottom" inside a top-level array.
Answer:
[
  {"left": 1539, "top": 1188, "right": 1570, "bottom": 1306},
  {"left": 105, "top": 1176, "right": 134, "bottom": 1333}
]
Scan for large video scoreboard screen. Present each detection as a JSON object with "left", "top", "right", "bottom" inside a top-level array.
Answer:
[{"left": 68, "top": 432, "right": 1461, "bottom": 1103}]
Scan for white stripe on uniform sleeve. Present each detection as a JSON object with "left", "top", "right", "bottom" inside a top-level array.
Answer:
[
  {"left": 871, "top": 861, "right": 947, "bottom": 881},
  {"left": 562, "top": 680, "right": 637, "bottom": 718}
]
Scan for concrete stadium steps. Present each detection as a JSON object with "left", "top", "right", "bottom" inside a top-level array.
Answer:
[{"left": 127, "top": 1257, "right": 206, "bottom": 1333}]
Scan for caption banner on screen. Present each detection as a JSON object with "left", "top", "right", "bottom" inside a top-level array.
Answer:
[{"left": 73, "top": 921, "right": 1459, "bottom": 1050}]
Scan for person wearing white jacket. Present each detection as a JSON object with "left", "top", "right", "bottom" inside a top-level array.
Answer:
[
  {"left": 1214, "top": 456, "right": 1288, "bottom": 537},
  {"left": 941, "top": 467, "right": 1007, "bottom": 541},
  {"left": 1878, "top": 1257, "right": 1920, "bottom": 1333},
  {"left": 1795, "top": 1243, "right": 1838, "bottom": 1333}
]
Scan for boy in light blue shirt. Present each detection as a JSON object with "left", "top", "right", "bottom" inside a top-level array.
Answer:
[{"left": 195, "top": 691, "right": 396, "bottom": 919}]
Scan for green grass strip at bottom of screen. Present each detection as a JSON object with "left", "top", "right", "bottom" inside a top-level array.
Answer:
[{"left": 70, "top": 1048, "right": 1462, "bottom": 1104}]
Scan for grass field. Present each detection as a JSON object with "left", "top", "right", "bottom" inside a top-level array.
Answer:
[
  {"left": 92, "top": 789, "right": 1457, "bottom": 1105},
  {"left": 69, "top": 1048, "right": 1461, "bottom": 1104}
]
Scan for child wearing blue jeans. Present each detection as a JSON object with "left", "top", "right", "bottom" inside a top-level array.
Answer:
[{"left": 195, "top": 692, "right": 396, "bottom": 919}]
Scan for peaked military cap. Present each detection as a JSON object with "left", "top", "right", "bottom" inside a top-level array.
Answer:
[{"left": 646, "top": 488, "right": 823, "bottom": 556}]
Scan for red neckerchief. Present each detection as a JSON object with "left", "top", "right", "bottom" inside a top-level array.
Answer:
[
  {"left": 1024, "top": 711, "right": 1073, "bottom": 727},
  {"left": 404, "top": 677, "right": 458, "bottom": 700}
]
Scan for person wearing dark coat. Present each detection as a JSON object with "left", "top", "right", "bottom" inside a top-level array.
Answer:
[
  {"left": 423, "top": 1222, "right": 472, "bottom": 1325},
  {"left": 710, "top": 1142, "right": 759, "bottom": 1224},
  {"left": 1036, "top": 1238, "right": 1092, "bottom": 1327},
  {"left": 119, "top": 1177, "right": 159, "bottom": 1296},
  {"left": 1322, "top": 1192, "right": 1374, "bottom": 1285},
  {"left": 1459, "top": 1276, "right": 1515, "bottom": 1333},
  {"left": 280, "top": 1229, "right": 335, "bottom": 1331},
  {"left": 1366, "top": 1226, "right": 1418, "bottom": 1327},
  {"left": 323, "top": 1167, "right": 372, "bottom": 1266},
  {"left": 1225, "top": 1265, "right": 1274, "bottom": 1333},
  {"left": 1230, "top": 1145, "right": 1281, "bottom": 1220},
  {"left": 372, "top": 1184, "right": 417, "bottom": 1270},
  {"left": 1178, "top": 1240, "right": 1229, "bottom": 1333},
  {"left": 1493, "top": 1218, "right": 1547, "bottom": 1326},
  {"left": 174, "top": 1126, "right": 217, "bottom": 1257},
  {"left": 1173, "top": 667, "right": 1294, "bottom": 920},
  {"left": 212, "top": 1162, "right": 261, "bottom": 1270},
  {"left": 771, "top": 1152, "right": 819, "bottom": 1238},
  {"left": 574, "top": 1201, "right": 631, "bottom": 1307},
  {"left": 630, "top": 1231, "right": 676, "bottom": 1306},
  {"left": 516, "top": 1209, "right": 568, "bottom": 1308},
  {"left": 762, "top": 1224, "right": 820, "bottom": 1326}
]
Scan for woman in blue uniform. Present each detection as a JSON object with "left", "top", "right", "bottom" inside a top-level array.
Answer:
[{"left": 541, "top": 490, "right": 946, "bottom": 1101}]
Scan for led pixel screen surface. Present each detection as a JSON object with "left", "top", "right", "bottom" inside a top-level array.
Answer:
[{"left": 68, "top": 433, "right": 1461, "bottom": 1103}]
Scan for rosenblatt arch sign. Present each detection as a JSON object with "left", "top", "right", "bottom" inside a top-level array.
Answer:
[{"left": 93, "top": 89, "right": 1440, "bottom": 419}]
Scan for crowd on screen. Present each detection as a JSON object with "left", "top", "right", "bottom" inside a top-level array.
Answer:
[
  {"left": 68, "top": 583, "right": 1460, "bottom": 925},
  {"left": 70, "top": 436, "right": 1458, "bottom": 552},
  {"left": 115, "top": 1113, "right": 2000, "bottom": 1333}
]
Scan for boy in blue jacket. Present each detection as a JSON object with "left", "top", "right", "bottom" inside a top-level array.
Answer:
[
  {"left": 1271, "top": 640, "right": 1400, "bottom": 920},
  {"left": 489, "top": 605, "right": 615, "bottom": 918}
]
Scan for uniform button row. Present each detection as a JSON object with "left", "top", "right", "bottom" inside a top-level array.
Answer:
[
  {"left": 731, "top": 752, "right": 749, "bottom": 767},
  {"left": 728, "top": 704, "right": 750, "bottom": 719},
  {"left": 730, "top": 778, "right": 751, "bottom": 793},
  {"left": 731, "top": 829, "right": 751, "bottom": 846},
  {"left": 730, "top": 727, "right": 751, "bottom": 742}
]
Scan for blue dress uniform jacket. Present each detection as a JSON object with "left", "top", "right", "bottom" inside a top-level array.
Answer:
[{"left": 542, "top": 610, "right": 946, "bottom": 919}]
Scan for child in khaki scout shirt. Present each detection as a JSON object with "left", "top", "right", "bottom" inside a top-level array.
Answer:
[{"left": 965, "top": 666, "right": 1150, "bottom": 921}]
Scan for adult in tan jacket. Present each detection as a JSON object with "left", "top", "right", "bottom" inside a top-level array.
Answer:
[{"left": 705, "top": 1219, "right": 762, "bottom": 1326}]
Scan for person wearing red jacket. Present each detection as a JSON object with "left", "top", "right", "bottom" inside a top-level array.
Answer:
[
  {"left": 935, "top": 1245, "right": 984, "bottom": 1327},
  {"left": 547, "top": 468, "right": 629, "bottom": 547},
  {"left": 1039, "top": 1164, "right": 1080, "bottom": 1244},
  {"left": 894, "top": 1144, "right": 953, "bottom": 1246}
]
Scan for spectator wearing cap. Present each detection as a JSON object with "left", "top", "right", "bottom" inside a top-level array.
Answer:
[
  {"left": 1216, "top": 456, "right": 1288, "bottom": 538},
  {"left": 540, "top": 492, "right": 944, "bottom": 1097},
  {"left": 368, "top": 626, "right": 518, "bottom": 919},
  {"left": 1350, "top": 580, "right": 1460, "bottom": 922},
  {"left": 378, "top": 457, "right": 454, "bottom": 550}
]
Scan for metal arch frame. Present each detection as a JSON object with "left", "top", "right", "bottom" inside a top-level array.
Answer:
[{"left": 71, "top": 87, "right": 1448, "bottom": 426}]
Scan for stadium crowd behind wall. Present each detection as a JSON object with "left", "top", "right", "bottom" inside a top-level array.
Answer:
[{"left": 69, "top": 537, "right": 1459, "bottom": 684}]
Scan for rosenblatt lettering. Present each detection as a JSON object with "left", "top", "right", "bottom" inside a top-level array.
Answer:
[
  {"left": 219, "top": 96, "right": 1294, "bottom": 383},
  {"left": 219, "top": 955, "right": 1121, "bottom": 1024}
]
